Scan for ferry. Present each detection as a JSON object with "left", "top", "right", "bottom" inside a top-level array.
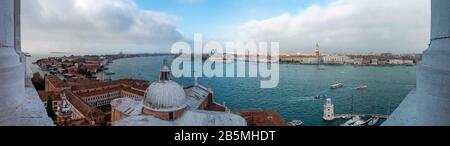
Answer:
[
  {"left": 330, "top": 83, "right": 344, "bottom": 89},
  {"left": 357, "top": 85, "right": 368, "bottom": 90}
]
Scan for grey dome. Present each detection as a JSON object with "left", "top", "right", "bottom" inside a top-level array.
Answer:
[{"left": 143, "top": 81, "right": 186, "bottom": 110}]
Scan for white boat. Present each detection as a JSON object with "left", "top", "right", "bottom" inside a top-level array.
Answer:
[
  {"left": 318, "top": 65, "right": 325, "bottom": 70},
  {"left": 341, "top": 116, "right": 360, "bottom": 126},
  {"left": 288, "top": 120, "right": 303, "bottom": 126},
  {"left": 352, "top": 120, "right": 366, "bottom": 126},
  {"left": 330, "top": 83, "right": 344, "bottom": 89},
  {"left": 368, "top": 117, "right": 380, "bottom": 126},
  {"left": 357, "top": 85, "right": 368, "bottom": 90}
]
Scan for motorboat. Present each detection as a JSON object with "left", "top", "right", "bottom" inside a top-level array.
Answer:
[
  {"left": 368, "top": 117, "right": 380, "bottom": 126},
  {"left": 357, "top": 85, "right": 368, "bottom": 90},
  {"left": 341, "top": 116, "right": 361, "bottom": 126},
  {"left": 288, "top": 120, "right": 303, "bottom": 126},
  {"left": 330, "top": 83, "right": 344, "bottom": 89},
  {"left": 352, "top": 120, "right": 366, "bottom": 126}
]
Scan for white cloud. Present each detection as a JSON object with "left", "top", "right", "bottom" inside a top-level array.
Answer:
[
  {"left": 237, "top": 0, "right": 431, "bottom": 54},
  {"left": 22, "top": 0, "right": 184, "bottom": 54}
]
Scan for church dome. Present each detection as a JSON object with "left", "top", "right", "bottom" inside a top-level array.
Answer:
[
  {"left": 143, "top": 61, "right": 186, "bottom": 111},
  {"left": 143, "top": 81, "right": 186, "bottom": 110}
]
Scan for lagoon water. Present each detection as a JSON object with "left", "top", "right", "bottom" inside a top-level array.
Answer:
[{"left": 105, "top": 56, "right": 416, "bottom": 126}]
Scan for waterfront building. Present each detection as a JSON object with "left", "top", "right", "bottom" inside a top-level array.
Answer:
[
  {"left": 388, "top": 59, "right": 404, "bottom": 65},
  {"left": 371, "top": 59, "right": 379, "bottom": 65},
  {"left": 323, "top": 55, "right": 349, "bottom": 65},
  {"left": 301, "top": 57, "right": 319, "bottom": 64},
  {"left": 323, "top": 98, "right": 335, "bottom": 121},
  {"left": 354, "top": 58, "right": 364, "bottom": 65},
  {"left": 384, "top": 0, "right": 450, "bottom": 125},
  {"left": 344, "top": 58, "right": 355, "bottom": 64},
  {"left": 111, "top": 63, "right": 247, "bottom": 126}
]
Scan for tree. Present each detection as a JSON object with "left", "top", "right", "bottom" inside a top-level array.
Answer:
[
  {"left": 61, "top": 64, "right": 67, "bottom": 69},
  {"left": 46, "top": 96, "right": 57, "bottom": 121},
  {"left": 31, "top": 73, "right": 45, "bottom": 90}
]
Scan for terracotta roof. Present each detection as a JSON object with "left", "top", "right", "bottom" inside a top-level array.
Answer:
[
  {"left": 38, "top": 91, "right": 62, "bottom": 101},
  {"left": 46, "top": 75, "right": 68, "bottom": 88},
  {"left": 75, "top": 85, "right": 144, "bottom": 97},
  {"left": 238, "top": 110, "right": 287, "bottom": 126},
  {"left": 71, "top": 79, "right": 149, "bottom": 91},
  {"left": 66, "top": 78, "right": 100, "bottom": 87},
  {"left": 64, "top": 90, "right": 105, "bottom": 119}
]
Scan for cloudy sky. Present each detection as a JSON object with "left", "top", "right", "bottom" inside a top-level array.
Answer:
[{"left": 22, "top": 0, "right": 430, "bottom": 55}]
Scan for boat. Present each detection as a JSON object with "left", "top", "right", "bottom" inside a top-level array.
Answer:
[
  {"left": 357, "top": 85, "right": 368, "bottom": 90},
  {"left": 367, "top": 117, "right": 380, "bottom": 126},
  {"left": 288, "top": 120, "right": 303, "bottom": 126},
  {"left": 330, "top": 83, "right": 344, "bottom": 89},
  {"left": 317, "top": 65, "right": 325, "bottom": 70},
  {"left": 104, "top": 72, "right": 116, "bottom": 75},
  {"left": 341, "top": 116, "right": 362, "bottom": 126},
  {"left": 352, "top": 119, "right": 366, "bottom": 126}
]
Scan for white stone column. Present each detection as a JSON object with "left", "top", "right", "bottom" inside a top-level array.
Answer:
[
  {"left": 415, "top": 0, "right": 450, "bottom": 125},
  {"left": 384, "top": 0, "right": 450, "bottom": 126},
  {"left": 1, "top": 0, "right": 54, "bottom": 126},
  {"left": 0, "top": 0, "right": 26, "bottom": 115}
]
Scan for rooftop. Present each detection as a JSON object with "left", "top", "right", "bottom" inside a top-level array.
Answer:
[{"left": 238, "top": 110, "right": 288, "bottom": 126}]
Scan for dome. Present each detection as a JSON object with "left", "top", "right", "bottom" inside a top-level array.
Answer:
[{"left": 143, "top": 80, "right": 187, "bottom": 110}]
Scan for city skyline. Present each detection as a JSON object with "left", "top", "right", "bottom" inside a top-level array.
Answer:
[{"left": 22, "top": 0, "right": 430, "bottom": 55}]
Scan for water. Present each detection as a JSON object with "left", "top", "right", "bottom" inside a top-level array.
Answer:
[{"left": 104, "top": 56, "right": 416, "bottom": 126}]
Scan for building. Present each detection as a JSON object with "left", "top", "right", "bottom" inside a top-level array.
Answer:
[
  {"left": 323, "top": 55, "right": 349, "bottom": 65},
  {"left": 45, "top": 75, "right": 70, "bottom": 92},
  {"left": 371, "top": 59, "right": 378, "bottom": 65},
  {"left": 384, "top": 0, "right": 450, "bottom": 126},
  {"left": 111, "top": 63, "right": 247, "bottom": 126},
  {"left": 238, "top": 110, "right": 287, "bottom": 126},
  {"left": 301, "top": 57, "right": 319, "bottom": 64},
  {"left": 38, "top": 91, "right": 62, "bottom": 112},
  {"left": 354, "top": 58, "right": 364, "bottom": 65},
  {"left": 387, "top": 59, "right": 404, "bottom": 65},
  {"left": 40, "top": 71, "right": 149, "bottom": 126}
]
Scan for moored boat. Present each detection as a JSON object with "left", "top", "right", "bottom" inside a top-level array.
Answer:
[
  {"left": 368, "top": 117, "right": 380, "bottom": 126},
  {"left": 288, "top": 120, "right": 303, "bottom": 126}
]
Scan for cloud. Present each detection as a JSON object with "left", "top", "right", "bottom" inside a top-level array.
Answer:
[
  {"left": 22, "top": 0, "right": 184, "bottom": 54},
  {"left": 237, "top": 0, "right": 431, "bottom": 54}
]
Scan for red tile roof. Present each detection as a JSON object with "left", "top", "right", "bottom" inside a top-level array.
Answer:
[
  {"left": 64, "top": 90, "right": 105, "bottom": 119},
  {"left": 238, "top": 110, "right": 287, "bottom": 126},
  {"left": 46, "top": 75, "right": 68, "bottom": 88}
]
